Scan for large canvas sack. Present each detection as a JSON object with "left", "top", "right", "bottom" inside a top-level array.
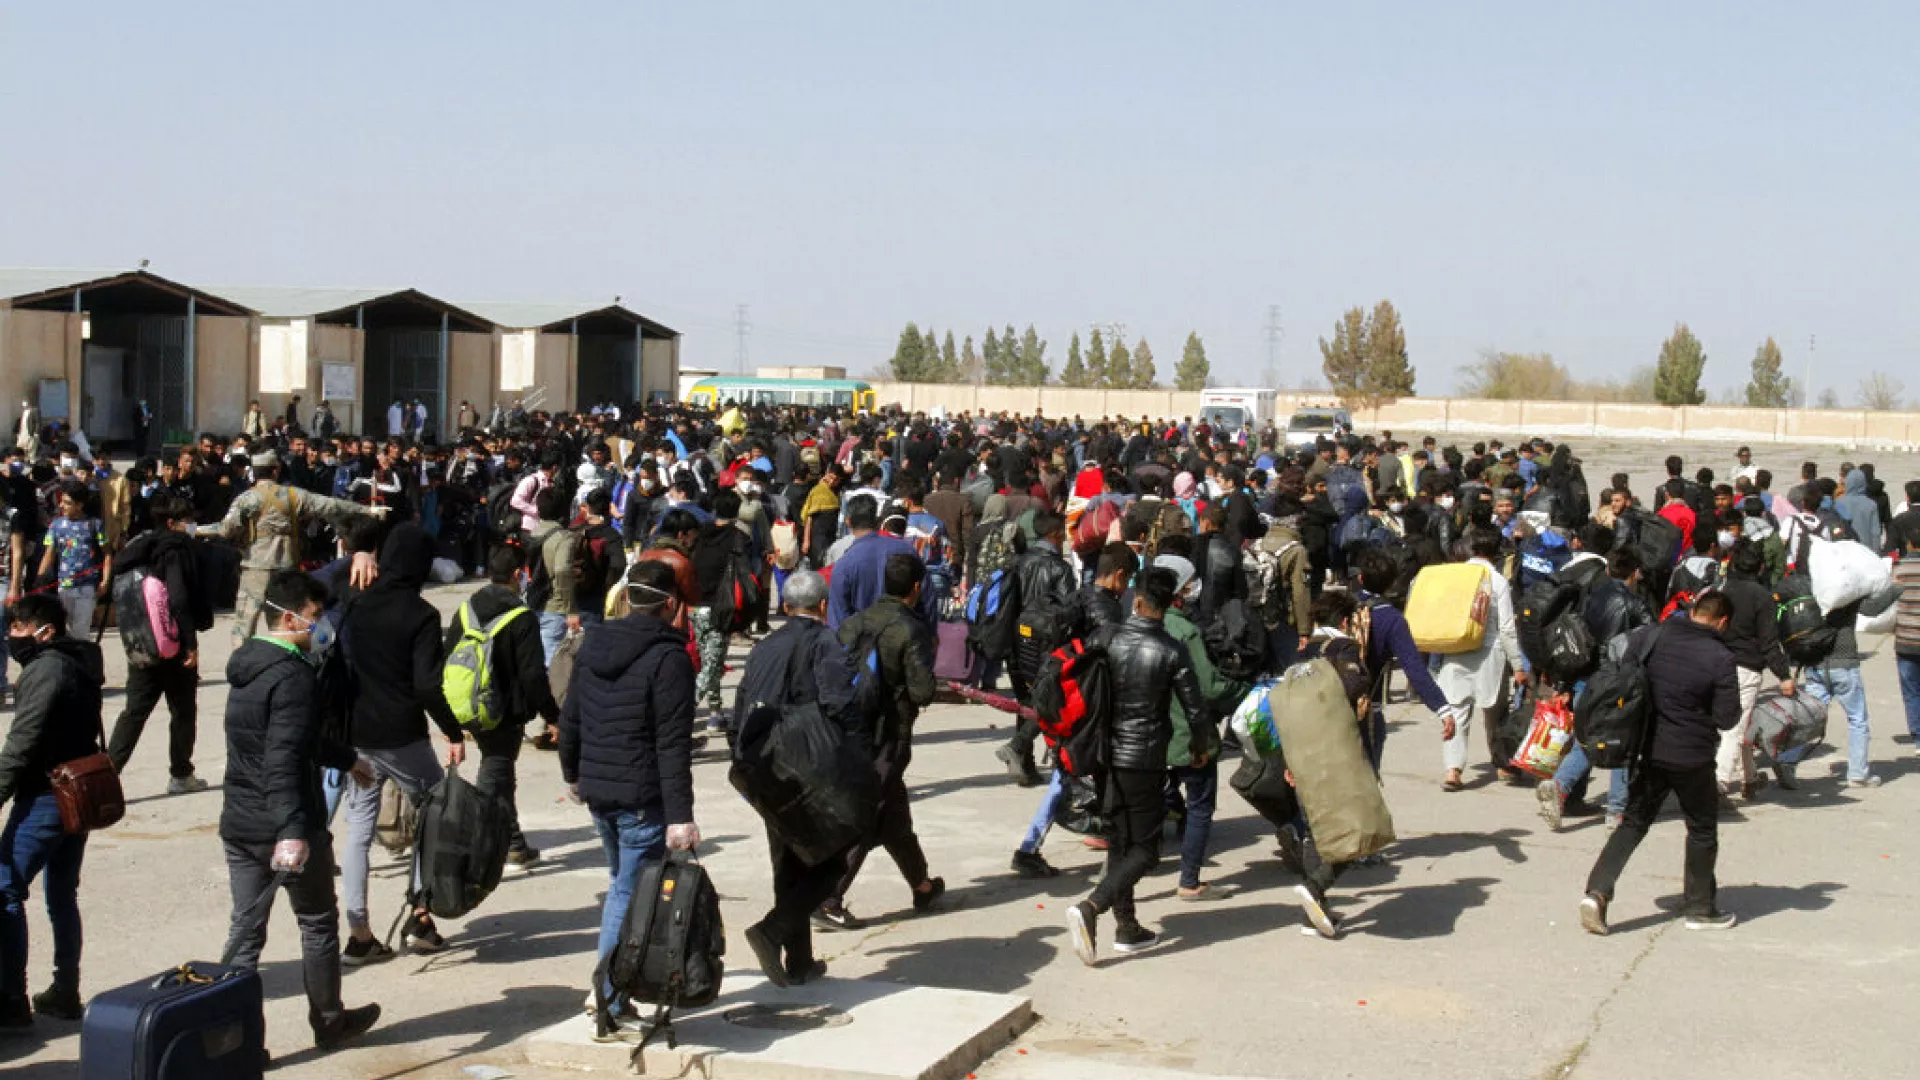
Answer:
[
  {"left": 1269, "top": 659, "right": 1394, "bottom": 863},
  {"left": 1405, "top": 563, "right": 1491, "bottom": 654},
  {"left": 412, "top": 766, "right": 516, "bottom": 920},
  {"left": 1746, "top": 691, "right": 1829, "bottom": 766},
  {"left": 1808, "top": 538, "right": 1890, "bottom": 614}
]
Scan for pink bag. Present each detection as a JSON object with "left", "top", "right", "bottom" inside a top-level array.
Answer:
[
  {"left": 1511, "top": 697, "right": 1574, "bottom": 778},
  {"left": 144, "top": 573, "right": 181, "bottom": 660}
]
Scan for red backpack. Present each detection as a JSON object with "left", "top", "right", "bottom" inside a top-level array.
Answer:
[
  {"left": 1031, "top": 639, "right": 1113, "bottom": 776},
  {"left": 1072, "top": 499, "right": 1123, "bottom": 558}
]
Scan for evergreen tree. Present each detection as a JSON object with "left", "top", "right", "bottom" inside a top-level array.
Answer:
[
  {"left": 1654, "top": 323, "right": 1708, "bottom": 405},
  {"left": 1129, "top": 337, "right": 1156, "bottom": 388},
  {"left": 960, "top": 335, "right": 982, "bottom": 384},
  {"left": 890, "top": 322, "right": 929, "bottom": 382},
  {"left": 1086, "top": 328, "right": 1109, "bottom": 388},
  {"left": 983, "top": 327, "right": 1005, "bottom": 384},
  {"left": 1018, "top": 325, "right": 1049, "bottom": 385},
  {"left": 1108, "top": 338, "right": 1132, "bottom": 391},
  {"left": 1744, "top": 337, "right": 1792, "bottom": 407},
  {"left": 1062, "top": 332, "right": 1088, "bottom": 387},
  {"left": 1320, "top": 301, "right": 1414, "bottom": 406},
  {"left": 1003, "top": 324, "right": 1020, "bottom": 384},
  {"left": 1174, "top": 331, "right": 1210, "bottom": 391},
  {"left": 1319, "top": 307, "right": 1370, "bottom": 403},
  {"left": 940, "top": 330, "right": 959, "bottom": 384}
]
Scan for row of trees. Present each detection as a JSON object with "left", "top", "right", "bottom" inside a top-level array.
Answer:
[{"left": 886, "top": 323, "right": 1214, "bottom": 390}]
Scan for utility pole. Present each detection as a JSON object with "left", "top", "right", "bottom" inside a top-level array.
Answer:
[
  {"left": 734, "top": 304, "right": 751, "bottom": 374},
  {"left": 1804, "top": 333, "right": 1815, "bottom": 410},
  {"left": 1263, "top": 304, "right": 1282, "bottom": 389}
]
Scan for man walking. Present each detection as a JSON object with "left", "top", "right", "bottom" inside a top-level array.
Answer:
[
  {"left": 106, "top": 494, "right": 217, "bottom": 796},
  {"left": 219, "top": 571, "right": 380, "bottom": 1051},
  {"left": 1579, "top": 593, "right": 1742, "bottom": 935},
  {"left": 817, "top": 554, "right": 944, "bottom": 930},
  {"left": 1065, "top": 567, "right": 1207, "bottom": 965},
  {"left": 558, "top": 559, "right": 700, "bottom": 1032}
]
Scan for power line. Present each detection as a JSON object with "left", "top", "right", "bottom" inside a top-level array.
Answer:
[
  {"left": 733, "top": 303, "right": 751, "bottom": 374},
  {"left": 1263, "top": 304, "right": 1282, "bottom": 388}
]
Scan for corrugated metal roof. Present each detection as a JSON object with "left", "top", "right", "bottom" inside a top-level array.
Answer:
[
  {"left": 0, "top": 268, "right": 255, "bottom": 315},
  {"left": 459, "top": 300, "right": 678, "bottom": 337},
  {"left": 205, "top": 285, "right": 407, "bottom": 319}
]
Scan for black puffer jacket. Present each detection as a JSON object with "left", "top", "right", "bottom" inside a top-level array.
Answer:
[
  {"left": 1092, "top": 613, "right": 1208, "bottom": 771},
  {"left": 443, "top": 583, "right": 560, "bottom": 727},
  {"left": 1583, "top": 576, "right": 1653, "bottom": 651},
  {"left": 1011, "top": 542, "right": 1078, "bottom": 681},
  {"left": 1637, "top": 616, "right": 1742, "bottom": 769},
  {"left": 0, "top": 639, "right": 104, "bottom": 806},
  {"left": 221, "top": 638, "right": 356, "bottom": 843},
  {"left": 116, "top": 529, "right": 214, "bottom": 652},
  {"left": 559, "top": 613, "right": 696, "bottom": 821}
]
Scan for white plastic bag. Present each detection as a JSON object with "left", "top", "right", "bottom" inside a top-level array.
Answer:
[
  {"left": 1807, "top": 537, "right": 1889, "bottom": 613},
  {"left": 429, "top": 557, "right": 463, "bottom": 584}
]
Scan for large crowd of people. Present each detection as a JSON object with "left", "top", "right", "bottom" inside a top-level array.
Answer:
[{"left": 2, "top": 396, "right": 1917, "bottom": 1048}]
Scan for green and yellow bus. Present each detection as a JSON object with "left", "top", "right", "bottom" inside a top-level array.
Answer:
[{"left": 684, "top": 376, "right": 876, "bottom": 412}]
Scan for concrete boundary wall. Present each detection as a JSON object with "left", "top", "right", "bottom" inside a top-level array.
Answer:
[{"left": 870, "top": 381, "right": 1920, "bottom": 448}]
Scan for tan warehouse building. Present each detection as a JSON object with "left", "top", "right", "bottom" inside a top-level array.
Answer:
[{"left": 0, "top": 269, "right": 680, "bottom": 447}]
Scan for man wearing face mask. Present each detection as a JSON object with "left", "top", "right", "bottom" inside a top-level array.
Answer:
[
  {"left": 0, "top": 595, "right": 105, "bottom": 1028},
  {"left": 218, "top": 571, "right": 381, "bottom": 1051}
]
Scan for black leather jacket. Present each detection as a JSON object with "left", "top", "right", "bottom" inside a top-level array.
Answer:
[
  {"left": 1195, "top": 533, "right": 1242, "bottom": 624},
  {"left": 1583, "top": 576, "right": 1653, "bottom": 652},
  {"left": 1092, "top": 614, "right": 1208, "bottom": 771},
  {"left": 1072, "top": 583, "right": 1125, "bottom": 639}
]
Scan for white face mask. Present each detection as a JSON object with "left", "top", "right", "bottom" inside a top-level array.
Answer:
[
  {"left": 1387, "top": 502, "right": 1405, "bottom": 514},
  {"left": 1717, "top": 530, "right": 1738, "bottom": 548},
  {"left": 1436, "top": 496, "right": 1455, "bottom": 510},
  {"left": 59, "top": 456, "right": 78, "bottom": 471}
]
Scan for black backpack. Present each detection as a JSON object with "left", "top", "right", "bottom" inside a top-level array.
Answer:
[
  {"left": 1031, "top": 638, "right": 1113, "bottom": 777},
  {"left": 1774, "top": 533, "right": 1837, "bottom": 664},
  {"left": 1624, "top": 509, "right": 1682, "bottom": 581},
  {"left": 1573, "top": 624, "right": 1664, "bottom": 769},
  {"left": 1202, "top": 598, "right": 1268, "bottom": 682},
  {"left": 486, "top": 479, "right": 522, "bottom": 540},
  {"left": 596, "top": 853, "right": 726, "bottom": 1057},
  {"left": 845, "top": 623, "right": 890, "bottom": 746},
  {"left": 410, "top": 766, "right": 515, "bottom": 921},
  {"left": 709, "top": 539, "right": 762, "bottom": 635},
  {"left": 1518, "top": 577, "right": 1597, "bottom": 683}
]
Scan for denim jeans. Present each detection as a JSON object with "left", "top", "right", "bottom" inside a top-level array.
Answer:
[
  {"left": 538, "top": 611, "right": 568, "bottom": 665},
  {"left": 1897, "top": 655, "right": 1920, "bottom": 742},
  {"left": 0, "top": 792, "right": 88, "bottom": 998},
  {"left": 1166, "top": 763, "right": 1218, "bottom": 889},
  {"left": 1018, "top": 769, "right": 1066, "bottom": 854},
  {"left": 340, "top": 742, "right": 443, "bottom": 932},
  {"left": 592, "top": 806, "right": 665, "bottom": 1005},
  {"left": 1553, "top": 741, "right": 1630, "bottom": 817},
  {"left": 1803, "top": 663, "right": 1872, "bottom": 780}
]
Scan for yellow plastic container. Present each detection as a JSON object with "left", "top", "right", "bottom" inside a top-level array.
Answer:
[{"left": 1406, "top": 563, "right": 1491, "bottom": 654}]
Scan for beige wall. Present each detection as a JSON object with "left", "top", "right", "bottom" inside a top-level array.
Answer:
[
  {"left": 447, "top": 330, "right": 495, "bottom": 426},
  {"left": 0, "top": 308, "right": 83, "bottom": 434},
  {"left": 642, "top": 337, "right": 678, "bottom": 402},
  {"left": 305, "top": 324, "right": 365, "bottom": 435},
  {"left": 195, "top": 315, "right": 253, "bottom": 435},
  {"left": 529, "top": 333, "right": 573, "bottom": 413}
]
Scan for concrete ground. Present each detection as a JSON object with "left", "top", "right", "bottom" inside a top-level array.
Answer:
[{"left": 3, "top": 437, "right": 1918, "bottom": 1080}]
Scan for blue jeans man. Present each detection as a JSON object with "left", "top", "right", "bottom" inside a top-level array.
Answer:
[
  {"left": 1898, "top": 655, "right": 1920, "bottom": 744},
  {"left": 592, "top": 806, "right": 665, "bottom": 1010},
  {"left": 1800, "top": 662, "right": 1874, "bottom": 782},
  {"left": 0, "top": 792, "right": 87, "bottom": 1013}
]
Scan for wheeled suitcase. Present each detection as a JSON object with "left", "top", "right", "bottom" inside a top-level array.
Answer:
[{"left": 80, "top": 961, "right": 265, "bottom": 1079}]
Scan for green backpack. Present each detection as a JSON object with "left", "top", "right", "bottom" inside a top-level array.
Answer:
[{"left": 443, "top": 602, "right": 531, "bottom": 731}]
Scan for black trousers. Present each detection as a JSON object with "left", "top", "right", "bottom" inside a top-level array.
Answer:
[
  {"left": 1485, "top": 669, "right": 1525, "bottom": 770},
  {"left": 221, "top": 837, "right": 345, "bottom": 1032},
  {"left": 472, "top": 723, "right": 529, "bottom": 853},
  {"left": 1088, "top": 768, "right": 1166, "bottom": 923},
  {"left": 1004, "top": 651, "right": 1042, "bottom": 757},
  {"left": 1585, "top": 761, "right": 1719, "bottom": 916},
  {"left": 834, "top": 748, "right": 929, "bottom": 903},
  {"left": 107, "top": 658, "right": 199, "bottom": 778},
  {"left": 760, "top": 830, "right": 851, "bottom": 974}
]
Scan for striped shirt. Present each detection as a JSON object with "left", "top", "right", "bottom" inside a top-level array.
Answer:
[{"left": 1894, "top": 554, "right": 1920, "bottom": 658}]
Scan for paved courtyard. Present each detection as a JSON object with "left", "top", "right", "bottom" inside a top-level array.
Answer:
[{"left": 4, "top": 436, "right": 1918, "bottom": 1079}]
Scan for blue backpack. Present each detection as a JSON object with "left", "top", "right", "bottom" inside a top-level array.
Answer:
[{"left": 965, "top": 567, "right": 1021, "bottom": 663}]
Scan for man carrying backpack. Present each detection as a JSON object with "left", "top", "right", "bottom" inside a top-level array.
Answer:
[
  {"left": 219, "top": 571, "right": 381, "bottom": 1052},
  {"left": 1580, "top": 593, "right": 1743, "bottom": 935},
  {"left": 444, "top": 546, "right": 559, "bottom": 866},
  {"left": 558, "top": 559, "right": 701, "bottom": 1025},
  {"left": 1157, "top": 555, "right": 1245, "bottom": 901},
  {"left": 817, "top": 554, "right": 944, "bottom": 930},
  {"left": 106, "top": 494, "right": 216, "bottom": 796},
  {"left": 733, "top": 570, "right": 861, "bottom": 986},
  {"left": 527, "top": 487, "right": 581, "bottom": 666},
  {"left": 339, "top": 525, "right": 468, "bottom": 964},
  {"left": 1065, "top": 567, "right": 1208, "bottom": 966},
  {"left": 690, "top": 490, "right": 756, "bottom": 728},
  {"left": 996, "top": 510, "right": 1078, "bottom": 787}
]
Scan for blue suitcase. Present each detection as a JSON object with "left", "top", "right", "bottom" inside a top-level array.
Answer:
[{"left": 80, "top": 960, "right": 265, "bottom": 1079}]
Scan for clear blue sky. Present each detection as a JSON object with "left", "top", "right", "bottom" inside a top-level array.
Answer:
[{"left": 3, "top": 2, "right": 1913, "bottom": 400}]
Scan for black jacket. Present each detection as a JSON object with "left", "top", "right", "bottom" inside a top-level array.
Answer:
[
  {"left": 1638, "top": 617, "right": 1742, "bottom": 769},
  {"left": 343, "top": 524, "right": 463, "bottom": 750},
  {"left": 116, "top": 529, "right": 214, "bottom": 652},
  {"left": 0, "top": 640, "right": 104, "bottom": 806},
  {"left": 837, "top": 597, "right": 936, "bottom": 751},
  {"left": 221, "top": 638, "right": 355, "bottom": 843},
  {"left": 732, "top": 617, "right": 865, "bottom": 753},
  {"left": 559, "top": 612, "right": 696, "bottom": 820},
  {"left": 443, "top": 583, "right": 560, "bottom": 727},
  {"left": 1583, "top": 576, "right": 1653, "bottom": 650},
  {"left": 1720, "top": 575, "right": 1791, "bottom": 680},
  {"left": 1195, "top": 532, "right": 1242, "bottom": 625},
  {"left": 1093, "top": 613, "right": 1208, "bottom": 771},
  {"left": 1011, "top": 542, "right": 1079, "bottom": 681},
  {"left": 1072, "top": 583, "right": 1125, "bottom": 639}
]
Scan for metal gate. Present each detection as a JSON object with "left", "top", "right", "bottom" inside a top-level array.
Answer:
[
  {"left": 136, "top": 316, "right": 190, "bottom": 438},
  {"left": 576, "top": 334, "right": 637, "bottom": 409},
  {"left": 364, "top": 329, "right": 442, "bottom": 438}
]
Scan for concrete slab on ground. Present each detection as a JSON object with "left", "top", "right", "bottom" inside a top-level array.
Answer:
[{"left": 524, "top": 973, "right": 1031, "bottom": 1079}]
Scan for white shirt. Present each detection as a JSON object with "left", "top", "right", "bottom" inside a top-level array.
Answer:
[{"left": 1430, "top": 556, "right": 1523, "bottom": 707}]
